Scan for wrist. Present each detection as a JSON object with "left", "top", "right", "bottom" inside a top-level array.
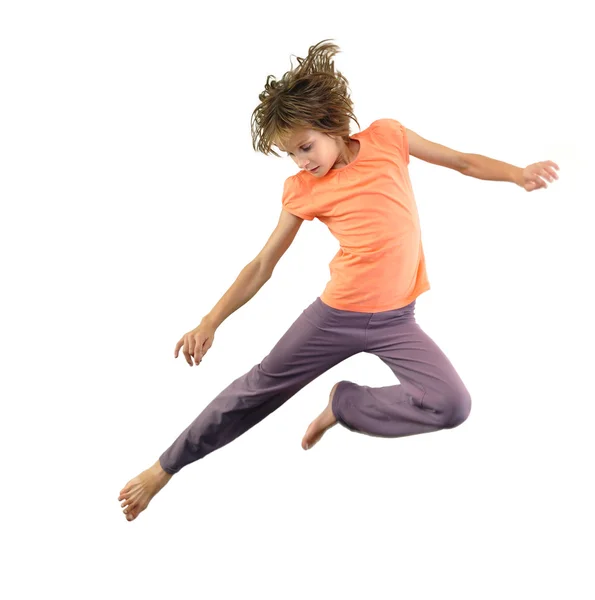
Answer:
[{"left": 202, "top": 314, "right": 218, "bottom": 329}]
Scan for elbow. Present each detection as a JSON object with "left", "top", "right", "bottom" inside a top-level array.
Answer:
[{"left": 253, "top": 258, "right": 274, "bottom": 281}]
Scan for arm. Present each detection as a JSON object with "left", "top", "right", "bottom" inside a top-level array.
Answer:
[
  {"left": 203, "top": 208, "right": 304, "bottom": 329},
  {"left": 462, "top": 154, "right": 559, "bottom": 190},
  {"left": 405, "top": 128, "right": 559, "bottom": 190},
  {"left": 460, "top": 153, "right": 523, "bottom": 185},
  {"left": 202, "top": 260, "right": 271, "bottom": 330}
]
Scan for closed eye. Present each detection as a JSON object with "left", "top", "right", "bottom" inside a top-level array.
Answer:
[{"left": 286, "top": 144, "right": 312, "bottom": 156}]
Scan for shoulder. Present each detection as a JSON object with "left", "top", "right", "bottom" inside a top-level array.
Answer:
[
  {"left": 369, "top": 118, "right": 409, "bottom": 164},
  {"left": 370, "top": 118, "right": 406, "bottom": 135},
  {"left": 282, "top": 172, "right": 306, "bottom": 196},
  {"left": 281, "top": 173, "right": 314, "bottom": 221},
  {"left": 282, "top": 172, "right": 309, "bottom": 208}
]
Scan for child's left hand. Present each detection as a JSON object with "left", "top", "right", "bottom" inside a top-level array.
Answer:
[{"left": 520, "top": 160, "right": 560, "bottom": 191}]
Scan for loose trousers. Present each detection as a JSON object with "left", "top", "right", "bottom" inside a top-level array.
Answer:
[{"left": 159, "top": 297, "right": 471, "bottom": 474}]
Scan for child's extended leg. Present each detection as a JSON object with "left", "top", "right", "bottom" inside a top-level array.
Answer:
[{"left": 118, "top": 297, "right": 364, "bottom": 521}]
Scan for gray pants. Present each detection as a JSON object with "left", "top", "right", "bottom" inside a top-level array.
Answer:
[{"left": 159, "top": 297, "right": 471, "bottom": 474}]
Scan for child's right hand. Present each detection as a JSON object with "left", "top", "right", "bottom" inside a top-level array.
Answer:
[{"left": 174, "top": 318, "right": 216, "bottom": 367}]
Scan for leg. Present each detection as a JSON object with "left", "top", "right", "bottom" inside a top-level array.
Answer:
[
  {"left": 332, "top": 300, "right": 472, "bottom": 437},
  {"left": 159, "top": 298, "right": 364, "bottom": 474},
  {"left": 119, "top": 297, "right": 364, "bottom": 520}
]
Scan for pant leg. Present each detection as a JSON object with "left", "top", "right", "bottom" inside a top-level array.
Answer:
[
  {"left": 159, "top": 298, "right": 367, "bottom": 474},
  {"left": 332, "top": 299, "right": 472, "bottom": 437}
]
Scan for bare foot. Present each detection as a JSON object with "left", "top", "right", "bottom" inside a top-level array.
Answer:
[
  {"left": 301, "top": 382, "right": 340, "bottom": 450},
  {"left": 118, "top": 459, "right": 173, "bottom": 521}
]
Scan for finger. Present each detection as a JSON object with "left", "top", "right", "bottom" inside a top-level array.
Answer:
[
  {"left": 183, "top": 347, "right": 192, "bottom": 366},
  {"left": 183, "top": 335, "right": 194, "bottom": 365},
  {"left": 194, "top": 343, "right": 203, "bottom": 365},
  {"left": 174, "top": 339, "right": 183, "bottom": 357},
  {"left": 545, "top": 166, "right": 558, "bottom": 180}
]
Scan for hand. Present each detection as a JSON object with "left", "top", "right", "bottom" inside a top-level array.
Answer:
[
  {"left": 520, "top": 160, "right": 560, "bottom": 192},
  {"left": 174, "top": 318, "right": 216, "bottom": 367}
]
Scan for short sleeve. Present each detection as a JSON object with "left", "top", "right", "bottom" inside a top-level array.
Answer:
[
  {"left": 373, "top": 118, "right": 410, "bottom": 165},
  {"left": 281, "top": 175, "right": 314, "bottom": 221}
]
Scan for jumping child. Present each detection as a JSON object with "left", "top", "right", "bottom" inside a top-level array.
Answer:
[{"left": 118, "top": 39, "right": 560, "bottom": 522}]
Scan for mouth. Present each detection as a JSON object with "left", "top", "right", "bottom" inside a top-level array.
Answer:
[{"left": 308, "top": 166, "right": 320, "bottom": 173}]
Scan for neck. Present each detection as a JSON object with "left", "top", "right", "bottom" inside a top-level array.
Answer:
[{"left": 339, "top": 139, "right": 353, "bottom": 164}]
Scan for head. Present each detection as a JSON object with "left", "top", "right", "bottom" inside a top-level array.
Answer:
[{"left": 250, "top": 39, "right": 360, "bottom": 177}]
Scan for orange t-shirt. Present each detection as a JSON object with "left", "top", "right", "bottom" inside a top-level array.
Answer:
[{"left": 281, "top": 118, "right": 430, "bottom": 312}]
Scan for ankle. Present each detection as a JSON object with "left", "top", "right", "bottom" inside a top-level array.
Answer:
[{"left": 152, "top": 460, "right": 173, "bottom": 482}]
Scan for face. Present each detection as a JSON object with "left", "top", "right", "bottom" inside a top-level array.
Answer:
[{"left": 276, "top": 128, "right": 353, "bottom": 177}]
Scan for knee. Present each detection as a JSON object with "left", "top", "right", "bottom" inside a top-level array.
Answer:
[{"left": 444, "top": 388, "right": 472, "bottom": 429}]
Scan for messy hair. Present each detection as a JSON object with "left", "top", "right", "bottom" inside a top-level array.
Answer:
[{"left": 250, "top": 39, "right": 360, "bottom": 159}]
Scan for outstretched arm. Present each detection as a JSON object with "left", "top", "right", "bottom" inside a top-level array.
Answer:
[
  {"left": 406, "top": 128, "right": 560, "bottom": 192},
  {"left": 461, "top": 153, "right": 559, "bottom": 191}
]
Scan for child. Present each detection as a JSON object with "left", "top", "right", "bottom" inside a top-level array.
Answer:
[{"left": 118, "top": 39, "right": 559, "bottom": 522}]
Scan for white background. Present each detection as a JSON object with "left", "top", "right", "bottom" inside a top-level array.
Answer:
[{"left": 1, "top": 1, "right": 594, "bottom": 598}]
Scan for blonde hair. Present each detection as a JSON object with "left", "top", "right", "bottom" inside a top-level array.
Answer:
[{"left": 250, "top": 39, "right": 360, "bottom": 158}]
